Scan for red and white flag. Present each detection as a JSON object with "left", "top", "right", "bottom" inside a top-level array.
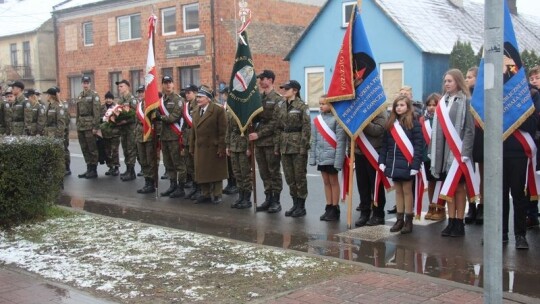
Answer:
[{"left": 143, "top": 15, "right": 160, "bottom": 142}]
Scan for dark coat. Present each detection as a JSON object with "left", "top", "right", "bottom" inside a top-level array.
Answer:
[
  {"left": 189, "top": 102, "right": 228, "bottom": 183},
  {"left": 379, "top": 119, "right": 424, "bottom": 180}
]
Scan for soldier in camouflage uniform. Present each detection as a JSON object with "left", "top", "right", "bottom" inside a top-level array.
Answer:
[
  {"left": 0, "top": 90, "right": 7, "bottom": 135},
  {"left": 182, "top": 84, "right": 200, "bottom": 199},
  {"left": 41, "top": 87, "right": 67, "bottom": 139},
  {"left": 76, "top": 76, "right": 101, "bottom": 178},
  {"left": 135, "top": 86, "right": 159, "bottom": 194},
  {"left": 156, "top": 76, "right": 186, "bottom": 198},
  {"left": 2, "top": 88, "right": 15, "bottom": 135},
  {"left": 5, "top": 81, "right": 30, "bottom": 136},
  {"left": 226, "top": 108, "right": 253, "bottom": 209},
  {"left": 274, "top": 80, "right": 311, "bottom": 218},
  {"left": 52, "top": 86, "right": 72, "bottom": 176},
  {"left": 114, "top": 79, "right": 138, "bottom": 181},
  {"left": 23, "top": 89, "right": 43, "bottom": 136},
  {"left": 101, "top": 91, "right": 121, "bottom": 177},
  {"left": 249, "top": 70, "right": 283, "bottom": 213}
]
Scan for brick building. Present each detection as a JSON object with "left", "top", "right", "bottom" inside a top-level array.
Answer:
[{"left": 52, "top": 0, "right": 322, "bottom": 102}]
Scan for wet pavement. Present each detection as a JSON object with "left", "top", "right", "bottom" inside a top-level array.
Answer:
[{"left": 59, "top": 140, "right": 540, "bottom": 300}]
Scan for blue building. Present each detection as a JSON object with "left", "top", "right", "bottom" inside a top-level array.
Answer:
[{"left": 286, "top": 0, "right": 540, "bottom": 109}]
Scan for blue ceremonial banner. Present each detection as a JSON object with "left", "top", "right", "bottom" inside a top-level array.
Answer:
[
  {"left": 470, "top": 1, "right": 535, "bottom": 139},
  {"left": 326, "top": 5, "right": 386, "bottom": 137}
]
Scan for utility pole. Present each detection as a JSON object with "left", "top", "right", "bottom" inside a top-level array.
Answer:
[{"left": 483, "top": 0, "right": 503, "bottom": 302}]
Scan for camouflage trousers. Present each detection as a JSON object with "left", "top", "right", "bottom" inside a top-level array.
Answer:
[
  {"left": 161, "top": 139, "right": 186, "bottom": 183},
  {"left": 64, "top": 128, "right": 70, "bottom": 169},
  {"left": 104, "top": 136, "right": 120, "bottom": 167},
  {"left": 78, "top": 129, "right": 98, "bottom": 165},
  {"left": 118, "top": 125, "right": 136, "bottom": 166},
  {"left": 281, "top": 153, "right": 308, "bottom": 199},
  {"left": 255, "top": 146, "right": 282, "bottom": 194},
  {"left": 230, "top": 151, "right": 252, "bottom": 191},
  {"left": 137, "top": 140, "right": 157, "bottom": 179}
]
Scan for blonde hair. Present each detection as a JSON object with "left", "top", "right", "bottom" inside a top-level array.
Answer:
[{"left": 442, "top": 69, "right": 470, "bottom": 98}]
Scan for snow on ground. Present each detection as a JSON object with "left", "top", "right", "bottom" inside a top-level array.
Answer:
[{"left": 0, "top": 214, "right": 360, "bottom": 303}]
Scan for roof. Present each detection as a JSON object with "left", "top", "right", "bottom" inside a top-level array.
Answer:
[
  {"left": 0, "top": 0, "right": 67, "bottom": 38},
  {"left": 53, "top": 0, "right": 107, "bottom": 11},
  {"left": 287, "top": 0, "right": 540, "bottom": 58},
  {"left": 375, "top": 0, "right": 540, "bottom": 54}
]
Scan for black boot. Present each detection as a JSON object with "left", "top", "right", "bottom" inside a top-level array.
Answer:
[
  {"left": 441, "top": 218, "right": 455, "bottom": 237},
  {"left": 105, "top": 167, "right": 113, "bottom": 176},
  {"left": 185, "top": 174, "right": 193, "bottom": 188},
  {"left": 160, "top": 180, "right": 177, "bottom": 197},
  {"left": 387, "top": 205, "right": 397, "bottom": 214},
  {"left": 256, "top": 193, "right": 271, "bottom": 212},
  {"left": 190, "top": 184, "right": 201, "bottom": 201},
  {"left": 223, "top": 178, "right": 239, "bottom": 194},
  {"left": 401, "top": 213, "right": 414, "bottom": 234},
  {"left": 450, "top": 218, "right": 465, "bottom": 237},
  {"left": 169, "top": 182, "right": 186, "bottom": 198},
  {"left": 320, "top": 205, "right": 331, "bottom": 221},
  {"left": 324, "top": 205, "right": 339, "bottom": 221},
  {"left": 390, "top": 213, "right": 404, "bottom": 232},
  {"left": 85, "top": 165, "right": 98, "bottom": 179},
  {"left": 285, "top": 197, "right": 298, "bottom": 217},
  {"left": 231, "top": 191, "right": 244, "bottom": 208},
  {"left": 475, "top": 204, "right": 484, "bottom": 225},
  {"left": 78, "top": 165, "right": 91, "bottom": 178},
  {"left": 464, "top": 203, "right": 477, "bottom": 224},
  {"left": 161, "top": 173, "right": 169, "bottom": 180},
  {"left": 237, "top": 191, "right": 252, "bottom": 209},
  {"left": 120, "top": 167, "right": 128, "bottom": 177},
  {"left": 110, "top": 166, "right": 120, "bottom": 176},
  {"left": 65, "top": 164, "right": 72, "bottom": 176},
  {"left": 138, "top": 178, "right": 155, "bottom": 194},
  {"left": 291, "top": 198, "right": 306, "bottom": 218},
  {"left": 121, "top": 165, "right": 136, "bottom": 181},
  {"left": 267, "top": 192, "right": 282, "bottom": 213},
  {"left": 186, "top": 182, "right": 199, "bottom": 199},
  {"left": 355, "top": 210, "right": 371, "bottom": 227},
  {"left": 137, "top": 170, "right": 144, "bottom": 177}
]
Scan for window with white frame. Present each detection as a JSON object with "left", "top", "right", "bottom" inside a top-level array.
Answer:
[
  {"left": 305, "top": 67, "right": 325, "bottom": 109},
  {"left": 161, "top": 7, "right": 176, "bottom": 35},
  {"left": 183, "top": 3, "right": 199, "bottom": 32},
  {"left": 380, "top": 62, "right": 404, "bottom": 107},
  {"left": 83, "top": 22, "right": 93, "bottom": 46},
  {"left": 179, "top": 66, "right": 200, "bottom": 88},
  {"left": 342, "top": 2, "right": 356, "bottom": 28},
  {"left": 117, "top": 14, "right": 141, "bottom": 41}
]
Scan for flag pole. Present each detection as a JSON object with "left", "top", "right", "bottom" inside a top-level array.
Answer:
[
  {"left": 249, "top": 124, "right": 258, "bottom": 211},
  {"left": 151, "top": 18, "right": 160, "bottom": 197},
  {"left": 347, "top": 136, "right": 356, "bottom": 228}
]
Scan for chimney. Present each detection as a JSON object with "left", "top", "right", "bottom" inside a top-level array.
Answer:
[
  {"left": 448, "top": 0, "right": 463, "bottom": 8},
  {"left": 507, "top": 0, "right": 517, "bottom": 15}
]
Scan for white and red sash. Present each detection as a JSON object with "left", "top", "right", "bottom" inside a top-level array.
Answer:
[
  {"left": 435, "top": 100, "right": 479, "bottom": 201},
  {"left": 390, "top": 120, "right": 426, "bottom": 217},
  {"left": 183, "top": 101, "right": 193, "bottom": 128},
  {"left": 513, "top": 130, "right": 540, "bottom": 200},
  {"left": 419, "top": 116, "right": 432, "bottom": 145},
  {"left": 136, "top": 101, "right": 145, "bottom": 124},
  {"left": 313, "top": 115, "right": 349, "bottom": 201},
  {"left": 159, "top": 98, "right": 182, "bottom": 137},
  {"left": 356, "top": 132, "right": 394, "bottom": 206}
]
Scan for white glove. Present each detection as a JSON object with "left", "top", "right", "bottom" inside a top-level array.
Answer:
[
  {"left": 410, "top": 169, "right": 419, "bottom": 176},
  {"left": 536, "top": 170, "right": 540, "bottom": 175},
  {"left": 461, "top": 156, "right": 470, "bottom": 163},
  {"left": 379, "top": 164, "right": 386, "bottom": 171}
]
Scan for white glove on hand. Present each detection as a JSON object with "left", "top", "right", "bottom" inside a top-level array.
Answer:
[
  {"left": 536, "top": 170, "right": 540, "bottom": 175},
  {"left": 461, "top": 156, "right": 470, "bottom": 163},
  {"left": 379, "top": 164, "right": 386, "bottom": 171},
  {"left": 410, "top": 169, "right": 419, "bottom": 176}
]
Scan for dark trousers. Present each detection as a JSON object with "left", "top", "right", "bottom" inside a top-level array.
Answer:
[
  {"left": 502, "top": 157, "right": 528, "bottom": 237},
  {"left": 355, "top": 153, "right": 386, "bottom": 218}
]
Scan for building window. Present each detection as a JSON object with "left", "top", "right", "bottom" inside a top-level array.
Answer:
[
  {"left": 305, "top": 67, "right": 325, "bottom": 109},
  {"left": 118, "top": 14, "right": 141, "bottom": 41},
  {"left": 69, "top": 72, "right": 94, "bottom": 101},
  {"left": 380, "top": 62, "right": 404, "bottom": 108},
  {"left": 183, "top": 3, "right": 199, "bottom": 32},
  {"left": 10, "top": 43, "right": 17, "bottom": 66},
  {"left": 130, "top": 70, "right": 144, "bottom": 95},
  {"left": 179, "top": 66, "right": 200, "bottom": 89},
  {"left": 22, "top": 41, "right": 31, "bottom": 78},
  {"left": 342, "top": 2, "right": 356, "bottom": 28},
  {"left": 83, "top": 22, "right": 94, "bottom": 46},
  {"left": 162, "top": 7, "right": 176, "bottom": 35},
  {"left": 109, "top": 72, "right": 122, "bottom": 97}
]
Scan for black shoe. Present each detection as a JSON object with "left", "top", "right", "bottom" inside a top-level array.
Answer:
[
  {"left": 120, "top": 166, "right": 135, "bottom": 181},
  {"left": 291, "top": 198, "right": 306, "bottom": 218},
  {"left": 137, "top": 171, "right": 144, "bottom": 177},
  {"left": 161, "top": 174, "right": 169, "bottom": 180},
  {"left": 169, "top": 186, "right": 186, "bottom": 198},
  {"left": 475, "top": 204, "right": 484, "bottom": 225},
  {"left": 160, "top": 181, "right": 177, "bottom": 197},
  {"left": 387, "top": 206, "right": 397, "bottom": 214},
  {"left": 78, "top": 165, "right": 91, "bottom": 178},
  {"left": 355, "top": 204, "right": 361, "bottom": 211},
  {"left": 195, "top": 196, "right": 212, "bottom": 204},
  {"left": 515, "top": 235, "right": 529, "bottom": 249},
  {"left": 450, "top": 219, "right": 465, "bottom": 237},
  {"left": 354, "top": 211, "right": 371, "bottom": 227},
  {"left": 105, "top": 167, "right": 113, "bottom": 176},
  {"left": 285, "top": 198, "right": 298, "bottom": 217},
  {"left": 256, "top": 193, "right": 271, "bottom": 212},
  {"left": 320, "top": 205, "right": 331, "bottom": 221},
  {"left": 366, "top": 216, "right": 385, "bottom": 226},
  {"left": 323, "top": 205, "right": 339, "bottom": 221},
  {"left": 526, "top": 216, "right": 540, "bottom": 229},
  {"left": 223, "top": 185, "right": 239, "bottom": 195},
  {"left": 85, "top": 165, "right": 98, "bottom": 179},
  {"left": 213, "top": 196, "right": 223, "bottom": 204},
  {"left": 464, "top": 203, "right": 477, "bottom": 224},
  {"left": 138, "top": 179, "right": 155, "bottom": 194},
  {"left": 441, "top": 218, "right": 455, "bottom": 237},
  {"left": 231, "top": 191, "right": 244, "bottom": 208},
  {"left": 267, "top": 193, "right": 282, "bottom": 213}
]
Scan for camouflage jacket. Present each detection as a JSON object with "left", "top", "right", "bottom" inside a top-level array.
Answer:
[
  {"left": 115, "top": 92, "right": 137, "bottom": 127},
  {"left": 159, "top": 92, "right": 183, "bottom": 141},
  {"left": 274, "top": 96, "right": 311, "bottom": 154},
  {"left": 253, "top": 89, "right": 281, "bottom": 147},
  {"left": 42, "top": 100, "right": 67, "bottom": 138},
  {"left": 76, "top": 89, "right": 101, "bottom": 131},
  {"left": 24, "top": 100, "right": 42, "bottom": 135},
  {"left": 225, "top": 111, "right": 249, "bottom": 152}
]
